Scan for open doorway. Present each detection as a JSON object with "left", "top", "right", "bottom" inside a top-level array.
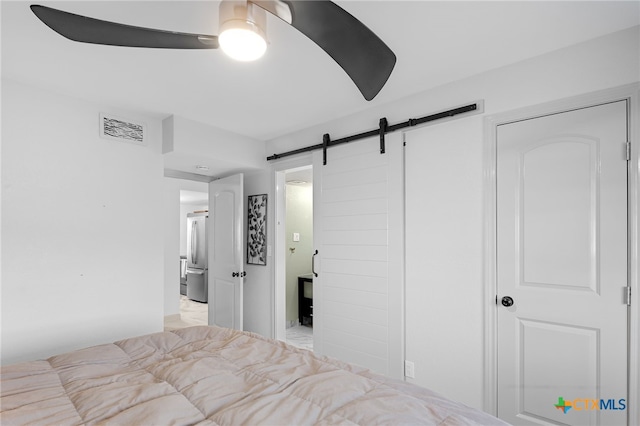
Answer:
[
  {"left": 165, "top": 188, "right": 209, "bottom": 330},
  {"left": 276, "top": 166, "right": 314, "bottom": 350}
]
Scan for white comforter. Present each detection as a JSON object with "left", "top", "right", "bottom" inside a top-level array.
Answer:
[{"left": 1, "top": 326, "right": 507, "bottom": 425}]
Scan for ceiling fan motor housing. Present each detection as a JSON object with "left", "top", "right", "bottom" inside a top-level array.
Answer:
[
  {"left": 219, "top": 1, "right": 267, "bottom": 41},
  {"left": 218, "top": 1, "right": 268, "bottom": 61}
]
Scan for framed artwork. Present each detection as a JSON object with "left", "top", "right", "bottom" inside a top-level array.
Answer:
[{"left": 247, "top": 194, "right": 267, "bottom": 265}]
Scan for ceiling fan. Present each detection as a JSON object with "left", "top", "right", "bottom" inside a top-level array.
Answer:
[{"left": 30, "top": 1, "right": 396, "bottom": 101}]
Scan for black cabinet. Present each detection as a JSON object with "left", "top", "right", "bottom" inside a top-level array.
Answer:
[{"left": 298, "top": 274, "right": 313, "bottom": 327}]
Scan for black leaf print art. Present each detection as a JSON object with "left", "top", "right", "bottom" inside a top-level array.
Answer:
[{"left": 247, "top": 194, "right": 267, "bottom": 265}]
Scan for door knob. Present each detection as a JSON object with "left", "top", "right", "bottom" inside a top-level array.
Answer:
[{"left": 501, "top": 296, "right": 514, "bottom": 307}]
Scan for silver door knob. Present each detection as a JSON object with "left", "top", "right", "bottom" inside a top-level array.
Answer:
[{"left": 501, "top": 296, "right": 514, "bottom": 307}]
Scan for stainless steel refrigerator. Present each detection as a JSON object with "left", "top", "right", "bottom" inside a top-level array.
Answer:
[{"left": 186, "top": 212, "right": 208, "bottom": 303}]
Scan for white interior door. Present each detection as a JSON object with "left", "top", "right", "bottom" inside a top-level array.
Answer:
[
  {"left": 496, "top": 101, "right": 628, "bottom": 425},
  {"left": 209, "top": 173, "right": 244, "bottom": 330}
]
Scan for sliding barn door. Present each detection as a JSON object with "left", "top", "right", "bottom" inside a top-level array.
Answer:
[{"left": 312, "top": 135, "right": 403, "bottom": 377}]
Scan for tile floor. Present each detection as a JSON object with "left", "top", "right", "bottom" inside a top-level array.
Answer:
[
  {"left": 164, "top": 296, "right": 314, "bottom": 350},
  {"left": 285, "top": 325, "right": 314, "bottom": 351},
  {"left": 164, "top": 296, "right": 207, "bottom": 331}
]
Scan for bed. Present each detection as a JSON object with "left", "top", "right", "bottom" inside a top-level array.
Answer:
[{"left": 1, "top": 325, "right": 507, "bottom": 425}]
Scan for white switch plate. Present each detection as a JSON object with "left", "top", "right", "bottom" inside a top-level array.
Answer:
[{"left": 293, "top": 233, "right": 300, "bottom": 242}]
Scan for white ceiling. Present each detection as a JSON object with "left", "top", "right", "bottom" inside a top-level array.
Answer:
[{"left": 2, "top": 1, "right": 639, "bottom": 177}]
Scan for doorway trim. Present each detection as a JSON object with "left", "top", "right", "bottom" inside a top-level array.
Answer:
[
  {"left": 271, "top": 155, "right": 314, "bottom": 342},
  {"left": 482, "top": 83, "right": 640, "bottom": 423}
]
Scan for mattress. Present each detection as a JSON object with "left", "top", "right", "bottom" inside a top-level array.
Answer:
[{"left": 1, "top": 325, "right": 508, "bottom": 425}]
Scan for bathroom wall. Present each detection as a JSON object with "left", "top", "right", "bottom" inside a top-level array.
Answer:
[{"left": 285, "top": 183, "right": 313, "bottom": 325}]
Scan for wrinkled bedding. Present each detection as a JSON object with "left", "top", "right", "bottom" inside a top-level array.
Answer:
[{"left": 1, "top": 326, "right": 507, "bottom": 425}]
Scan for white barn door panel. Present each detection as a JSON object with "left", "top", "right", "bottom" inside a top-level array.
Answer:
[{"left": 313, "top": 135, "right": 403, "bottom": 377}]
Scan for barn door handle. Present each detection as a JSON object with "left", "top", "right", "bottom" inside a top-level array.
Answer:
[
  {"left": 501, "top": 296, "right": 514, "bottom": 307},
  {"left": 312, "top": 250, "right": 318, "bottom": 277}
]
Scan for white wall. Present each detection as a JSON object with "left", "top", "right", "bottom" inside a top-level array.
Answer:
[
  {"left": 1, "top": 79, "right": 165, "bottom": 364},
  {"left": 163, "top": 115, "right": 266, "bottom": 174},
  {"left": 266, "top": 26, "right": 640, "bottom": 410},
  {"left": 243, "top": 170, "right": 273, "bottom": 337},
  {"left": 404, "top": 119, "right": 484, "bottom": 407}
]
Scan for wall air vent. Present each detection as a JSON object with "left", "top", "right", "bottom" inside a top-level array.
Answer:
[{"left": 99, "top": 113, "right": 146, "bottom": 145}]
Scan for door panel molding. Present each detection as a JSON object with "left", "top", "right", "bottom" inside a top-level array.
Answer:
[
  {"left": 518, "top": 136, "right": 600, "bottom": 292},
  {"left": 483, "top": 83, "right": 639, "bottom": 424},
  {"left": 517, "top": 319, "right": 601, "bottom": 425}
]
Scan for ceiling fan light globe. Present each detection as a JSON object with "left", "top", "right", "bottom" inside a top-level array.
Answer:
[{"left": 219, "top": 23, "right": 267, "bottom": 61}]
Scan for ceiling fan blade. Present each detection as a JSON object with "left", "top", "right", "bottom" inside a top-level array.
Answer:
[
  {"left": 280, "top": 1, "right": 396, "bottom": 101},
  {"left": 30, "top": 5, "right": 218, "bottom": 49}
]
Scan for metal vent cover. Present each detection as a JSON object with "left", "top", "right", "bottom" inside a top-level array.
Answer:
[{"left": 99, "top": 113, "right": 146, "bottom": 145}]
